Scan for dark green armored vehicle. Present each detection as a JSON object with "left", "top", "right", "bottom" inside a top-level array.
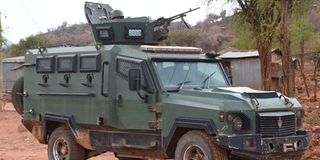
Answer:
[{"left": 11, "top": 2, "right": 310, "bottom": 160}]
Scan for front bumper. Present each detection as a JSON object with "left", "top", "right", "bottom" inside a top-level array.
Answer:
[{"left": 213, "top": 130, "right": 311, "bottom": 159}]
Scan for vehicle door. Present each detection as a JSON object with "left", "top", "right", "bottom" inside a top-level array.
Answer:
[{"left": 114, "top": 56, "right": 157, "bottom": 130}]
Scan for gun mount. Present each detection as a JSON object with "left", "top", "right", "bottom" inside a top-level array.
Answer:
[{"left": 84, "top": 2, "right": 199, "bottom": 45}]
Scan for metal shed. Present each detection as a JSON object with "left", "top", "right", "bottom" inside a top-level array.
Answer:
[
  {"left": 2, "top": 56, "right": 25, "bottom": 93},
  {"left": 219, "top": 51, "right": 262, "bottom": 89}
]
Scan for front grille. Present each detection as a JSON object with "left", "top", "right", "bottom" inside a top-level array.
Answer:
[{"left": 257, "top": 112, "right": 296, "bottom": 137}]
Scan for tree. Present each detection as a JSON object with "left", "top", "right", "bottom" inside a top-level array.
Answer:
[
  {"left": 207, "top": 0, "right": 282, "bottom": 90},
  {"left": 8, "top": 35, "right": 51, "bottom": 57},
  {"left": 206, "top": 0, "right": 315, "bottom": 95},
  {"left": 290, "top": 19, "right": 314, "bottom": 71},
  {"left": 0, "top": 11, "right": 3, "bottom": 95},
  {"left": 280, "top": 0, "right": 294, "bottom": 96},
  {"left": 312, "top": 51, "right": 320, "bottom": 101},
  {"left": 230, "top": 17, "right": 256, "bottom": 50},
  {"left": 280, "top": 0, "right": 315, "bottom": 96},
  {"left": 0, "top": 12, "right": 2, "bottom": 49},
  {"left": 289, "top": 18, "right": 315, "bottom": 97}
]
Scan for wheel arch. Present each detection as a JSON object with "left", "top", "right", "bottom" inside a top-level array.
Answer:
[
  {"left": 163, "top": 118, "right": 217, "bottom": 158},
  {"left": 44, "top": 113, "right": 78, "bottom": 143},
  {"left": 44, "top": 113, "right": 95, "bottom": 151}
]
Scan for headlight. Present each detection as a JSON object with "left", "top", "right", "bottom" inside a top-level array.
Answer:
[
  {"left": 232, "top": 116, "right": 243, "bottom": 131},
  {"left": 227, "top": 113, "right": 249, "bottom": 131},
  {"left": 296, "top": 109, "right": 304, "bottom": 128},
  {"left": 296, "top": 110, "right": 303, "bottom": 118}
]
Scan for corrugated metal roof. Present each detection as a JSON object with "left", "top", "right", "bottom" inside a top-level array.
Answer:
[
  {"left": 217, "top": 47, "right": 239, "bottom": 55},
  {"left": 219, "top": 50, "right": 259, "bottom": 59},
  {"left": 2, "top": 56, "right": 25, "bottom": 63}
]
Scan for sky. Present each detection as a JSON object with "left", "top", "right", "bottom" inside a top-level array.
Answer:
[{"left": 0, "top": 0, "right": 232, "bottom": 44}]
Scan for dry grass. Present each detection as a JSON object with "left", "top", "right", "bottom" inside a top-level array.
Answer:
[{"left": 306, "top": 108, "right": 320, "bottom": 126}]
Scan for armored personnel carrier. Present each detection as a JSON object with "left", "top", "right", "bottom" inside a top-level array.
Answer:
[{"left": 11, "top": 2, "right": 310, "bottom": 160}]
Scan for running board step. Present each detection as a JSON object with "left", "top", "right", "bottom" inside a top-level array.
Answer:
[{"left": 112, "top": 139, "right": 157, "bottom": 150}]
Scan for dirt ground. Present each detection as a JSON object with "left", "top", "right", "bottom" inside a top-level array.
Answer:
[{"left": 0, "top": 105, "right": 116, "bottom": 160}]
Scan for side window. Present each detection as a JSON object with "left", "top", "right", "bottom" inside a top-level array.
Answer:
[
  {"left": 97, "top": 26, "right": 114, "bottom": 40},
  {"left": 36, "top": 56, "right": 55, "bottom": 73},
  {"left": 125, "top": 26, "right": 144, "bottom": 40},
  {"left": 79, "top": 53, "right": 101, "bottom": 72},
  {"left": 116, "top": 57, "right": 149, "bottom": 90},
  {"left": 57, "top": 55, "right": 77, "bottom": 73}
]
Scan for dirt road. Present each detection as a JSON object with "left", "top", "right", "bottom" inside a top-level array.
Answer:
[{"left": 0, "top": 109, "right": 116, "bottom": 160}]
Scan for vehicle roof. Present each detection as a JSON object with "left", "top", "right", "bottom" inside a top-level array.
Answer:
[
  {"left": 26, "top": 45, "right": 216, "bottom": 61},
  {"left": 27, "top": 46, "right": 106, "bottom": 55}
]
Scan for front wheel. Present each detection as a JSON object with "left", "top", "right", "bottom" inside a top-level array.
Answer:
[
  {"left": 48, "top": 127, "right": 86, "bottom": 160},
  {"left": 175, "top": 130, "right": 228, "bottom": 160}
]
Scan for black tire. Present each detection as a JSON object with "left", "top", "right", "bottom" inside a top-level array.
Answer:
[
  {"left": 175, "top": 130, "right": 228, "bottom": 160},
  {"left": 11, "top": 76, "right": 24, "bottom": 115},
  {"left": 48, "top": 127, "right": 86, "bottom": 160}
]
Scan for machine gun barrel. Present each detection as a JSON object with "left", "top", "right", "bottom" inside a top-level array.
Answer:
[{"left": 153, "top": 7, "right": 200, "bottom": 26}]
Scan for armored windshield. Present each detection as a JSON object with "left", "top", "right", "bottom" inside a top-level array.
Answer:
[{"left": 153, "top": 61, "right": 229, "bottom": 91}]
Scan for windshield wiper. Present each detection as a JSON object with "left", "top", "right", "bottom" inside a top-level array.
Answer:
[
  {"left": 201, "top": 71, "right": 216, "bottom": 89},
  {"left": 174, "top": 64, "right": 192, "bottom": 91},
  {"left": 176, "top": 80, "right": 193, "bottom": 90}
]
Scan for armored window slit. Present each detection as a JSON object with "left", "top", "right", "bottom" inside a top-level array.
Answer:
[
  {"left": 57, "top": 54, "right": 77, "bottom": 73},
  {"left": 79, "top": 53, "right": 101, "bottom": 72},
  {"left": 36, "top": 56, "right": 55, "bottom": 73}
]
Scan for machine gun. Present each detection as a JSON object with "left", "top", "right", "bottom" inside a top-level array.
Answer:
[
  {"left": 153, "top": 7, "right": 200, "bottom": 41},
  {"left": 153, "top": 7, "right": 200, "bottom": 28}
]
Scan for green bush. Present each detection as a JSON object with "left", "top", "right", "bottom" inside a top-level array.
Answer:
[
  {"left": 162, "top": 30, "right": 214, "bottom": 52},
  {"left": 8, "top": 35, "right": 51, "bottom": 57}
]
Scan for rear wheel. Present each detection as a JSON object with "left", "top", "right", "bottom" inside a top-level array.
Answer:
[
  {"left": 175, "top": 130, "right": 228, "bottom": 160},
  {"left": 48, "top": 127, "right": 86, "bottom": 160}
]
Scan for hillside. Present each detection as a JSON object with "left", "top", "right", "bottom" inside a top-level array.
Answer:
[
  {"left": 33, "top": 15, "right": 233, "bottom": 52},
  {"left": 194, "top": 15, "right": 234, "bottom": 52},
  {"left": 38, "top": 22, "right": 94, "bottom": 47}
]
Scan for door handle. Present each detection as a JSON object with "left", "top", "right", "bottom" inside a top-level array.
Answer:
[{"left": 101, "top": 61, "right": 109, "bottom": 97}]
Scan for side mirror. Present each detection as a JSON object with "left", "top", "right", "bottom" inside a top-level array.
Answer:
[{"left": 128, "top": 69, "right": 141, "bottom": 91}]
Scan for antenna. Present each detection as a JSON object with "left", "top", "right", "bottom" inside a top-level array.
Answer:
[{"left": 20, "top": 0, "right": 42, "bottom": 33}]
